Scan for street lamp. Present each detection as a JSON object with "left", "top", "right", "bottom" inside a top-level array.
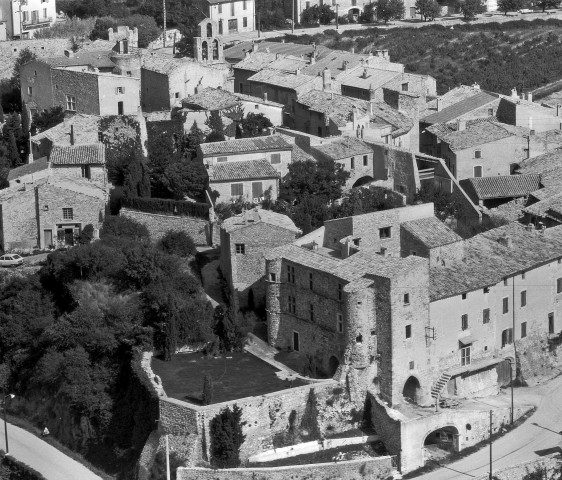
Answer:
[{"left": 2, "top": 391, "right": 15, "bottom": 455}]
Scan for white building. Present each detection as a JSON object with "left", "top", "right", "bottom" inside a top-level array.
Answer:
[
  {"left": 0, "top": 0, "right": 57, "bottom": 39},
  {"left": 202, "top": 0, "right": 255, "bottom": 35}
]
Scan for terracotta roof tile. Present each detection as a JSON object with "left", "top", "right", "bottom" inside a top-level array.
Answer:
[
  {"left": 225, "top": 42, "right": 330, "bottom": 64},
  {"left": 421, "top": 91, "right": 499, "bottom": 124},
  {"left": 183, "top": 88, "right": 240, "bottom": 111},
  {"left": 200, "top": 136, "right": 292, "bottom": 155},
  {"left": 41, "top": 50, "right": 115, "bottom": 69},
  {"left": 7, "top": 158, "right": 49, "bottom": 181},
  {"left": 312, "top": 137, "right": 373, "bottom": 161},
  {"left": 459, "top": 174, "right": 542, "bottom": 200},
  {"left": 517, "top": 149, "right": 562, "bottom": 187},
  {"left": 50, "top": 144, "right": 105, "bottom": 165},
  {"left": 248, "top": 69, "right": 317, "bottom": 91},
  {"left": 210, "top": 159, "right": 279, "bottom": 182},
  {"left": 338, "top": 66, "right": 400, "bottom": 90},
  {"left": 401, "top": 217, "right": 461, "bottom": 249},
  {"left": 222, "top": 208, "right": 300, "bottom": 233},
  {"left": 298, "top": 90, "right": 369, "bottom": 127},
  {"left": 30, "top": 114, "right": 101, "bottom": 146}
]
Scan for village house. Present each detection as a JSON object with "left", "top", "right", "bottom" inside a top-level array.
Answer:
[
  {"left": 0, "top": 0, "right": 57, "bottom": 39},
  {"left": 196, "top": 0, "right": 255, "bottom": 35},
  {"left": 49, "top": 143, "right": 107, "bottom": 184},
  {"left": 522, "top": 186, "right": 562, "bottom": 228},
  {"left": 220, "top": 208, "right": 300, "bottom": 309},
  {"left": 225, "top": 41, "right": 331, "bottom": 65},
  {"left": 0, "top": 177, "right": 108, "bottom": 251},
  {"left": 459, "top": 174, "right": 542, "bottom": 209},
  {"left": 7, "top": 158, "right": 50, "bottom": 187}
]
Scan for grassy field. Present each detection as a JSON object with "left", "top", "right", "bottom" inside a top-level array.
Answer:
[
  {"left": 151, "top": 352, "right": 308, "bottom": 404},
  {"left": 279, "top": 19, "right": 562, "bottom": 95}
]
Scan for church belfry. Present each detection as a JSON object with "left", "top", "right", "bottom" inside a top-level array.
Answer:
[{"left": 194, "top": 19, "right": 224, "bottom": 64}]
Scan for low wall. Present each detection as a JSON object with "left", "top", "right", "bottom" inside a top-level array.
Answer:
[
  {"left": 474, "top": 454, "right": 562, "bottom": 480},
  {"left": 177, "top": 455, "right": 396, "bottom": 480},
  {"left": 120, "top": 208, "right": 213, "bottom": 245}
]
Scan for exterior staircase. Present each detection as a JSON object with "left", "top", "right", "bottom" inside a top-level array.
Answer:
[{"left": 430, "top": 372, "right": 452, "bottom": 399}]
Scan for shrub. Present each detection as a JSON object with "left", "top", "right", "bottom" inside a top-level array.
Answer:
[
  {"left": 157, "top": 231, "right": 197, "bottom": 257},
  {"left": 100, "top": 215, "right": 150, "bottom": 242},
  {"left": 78, "top": 224, "right": 95, "bottom": 245},
  {"left": 121, "top": 197, "right": 209, "bottom": 219},
  {"left": 202, "top": 374, "right": 213, "bottom": 405},
  {"left": 209, "top": 405, "right": 245, "bottom": 468},
  {"left": 149, "top": 450, "right": 185, "bottom": 480}
]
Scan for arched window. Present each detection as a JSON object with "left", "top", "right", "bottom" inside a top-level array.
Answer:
[
  {"left": 201, "top": 41, "right": 208, "bottom": 60},
  {"left": 206, "top": 22, "right": 213, "bottom": 38},
  {"left": 212, "top": 39, "right": 219, "bottom": 60},
  {"left": 218, "top": 20, "right": 223, "bottom": 35}
]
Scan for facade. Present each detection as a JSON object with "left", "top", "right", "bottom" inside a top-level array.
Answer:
[
  {"left": 0, "top": 0, "right": 57, "bottom": 39},
  {"left": 200, "top": 0, "right": 255, "bottom": 34},
  {"left": 220, "top": 208, "right": 300, "bottom": 309},
  {"left": 49, "top": 143, "right": 107, "bottom": 184},
  {"left": 193, "top": 19, "right": 225, "bottom": 64},
  {"left": 0, "top": 177, "right": 107, "bottom": 251}
]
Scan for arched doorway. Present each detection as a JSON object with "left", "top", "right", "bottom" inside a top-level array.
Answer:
[
  {"left": 352, "top": 176, "right": 374, "bottom": 188},
  {"left": 201, "top": 41, "right": 208, "bottom": 60},
  {"left": 403, "top": 376, "right": 421, "bottom": 404},
  {"left": 424, "top": 426, "right": 460, "bottom": 462},
  {"left": 212, "top": 39, "right": 219, "bottom": 60},
  {"left": 348, "top": 7, "right": 360, "bottom": 21},
  {"left": 328, "top": 356, "right": 340, "bottom": 376}
]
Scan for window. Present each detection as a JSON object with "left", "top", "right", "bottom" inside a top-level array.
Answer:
[
  {"left": 81, "top": 165, "right": 91, "bottom": 179},
  {"left": 43, "top": 7, "right": 47, "bottom": 16},
  {"left": 62, "top": 208, "right": 73, "bottom": 220},
  {"left": 484, "top": 287, "right": 490, "bottom": 294},
  {"left": 254, "top": 104, "right": 259, "bottom": 109},
  {"left": 230, "top": 2, "right": 235, "bottom": 15},
  {"left": 379, "top": 227, "right": 391, "bottom": 239},
  {"left": 217, "top": 156, "right": 227, "bottom": 163},
  {"left": 483, "top": 308, "right": 490, "bottom": 324},
  {"left": 460, "top": 346, "right": 471, "bottom": 366},
  {"left": 461, "top": 314, "right": 468, "bottom": 331},
  {"left": 521, "top": 272, "right": 526, "bottom": 280},
  {"left": 306, "top": 0, "right": 310, "bottom": 7},
  {"left": 353, "top": 238, "right": 360, "bottom": 246},
  {"left": 521, "top": 322, "right": 527, "bottom": 338},
  {"left": 549, "top": 312, "right": 555, "bottom": 334},
  {"left": 252, "top": 182, "right": 263, "bottom": 199},
  {"left": 410, "top": 250, "right": 417, "bottom": 256},
  {"left": 174, "top": 92, "right": 180, "bottom": 99},
  {"left": 309, "top": 304, "right": 314, "bottom": 322},
  {"left": 65, "top": 95, "right": 76, "bottom": 111},
  {"left": 401, "top": 82, "right": 408, "bottom": 92},
  {"left": 504, "top": 278, "right": 508, "bottom": 286},
  {"left": 503, "top": 297, "right": 509, "bottom": 314},
  {"left": 126, "top": 71, "right": 132, "bottom": 77},
  {"left": 337, "top": 313, "right": 343, "bottom": 333},
  {"left": 293, "top": 331, "right": 300, "bottom": 351},
  {"left": 462, "top": 293, "right": 467, "bottom": 300},
  {"left": 271, "top": 153, "right": 281, "bottom": 164},
  {"left": 309, "top": 273, "right": 313, "bottom": 290},
  {"left": 116, "top": 86, "right": 124, "bottom": 94},
  {"left": 235, "top": 243, "right": 245, "bottom": 254},
  {"left": 502, "top": 328, "right": 513, "bottom": 347},
  {"left": 474, "top": 150, "right": 482, "bottom": 159},
  {"left": 218, "top": 3, "right": 222, "bottom": 13},
  {"left": 270, "top": 273, "right": 277, "bottom": 282},
  {"left": 338, "top": 283, "right": 343, "bottom": 301},
  {"left": 363, "top": 155, "right": 368, "bottom": 166},
  {"left": 287, "top": 265, "right": 295, "bottom": 284},
  {"left": 27, "top": 86, "right": 32, "bottom": 95},
  {"left": 473, "top": 165, "right": 482, "bottom": 177},
  {"left": 243, "top": 17, "right": 247, "bottom": 27},
  {"left": 288, "top": 296, "right": 296, "bottom": 314},
  {"left": 488, "top": 108, "right": 494, "bottom": 116},
  {"left": 405, "top": 324, "right": 411, "bottom": 338},
  {"left": 557, "top": 278, "right": 562, "bottom": 293},
  {"left": 97, "top": 131, "right": 104, "bottom": 142},
  {"left": 409, "top": 361, "right": 415, "bottom": 370},
  {"left": 231, "top": 183, "right": 243, "bottom": 196},
  {"left": 403, "top": 293, "right": 410, "bottom": 305},
  {"left": 521, "top": 290, "right": 527, "bottom": 307},
  {"left": 350, "top": 157, "right": 355, "bottom": 169},
  {"left": 243, "top": 0, "right": 247, "bottom": 8}
]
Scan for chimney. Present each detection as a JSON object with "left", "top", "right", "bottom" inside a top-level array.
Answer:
[
  {"left": 557, "top": 104, "right": 562, "bottom": 117},
  {"left": 382, "top": 49, "right": 389, "bottom": 59},
  {"left": 525, "top": 223, "right": 534, "bottom": 232},
  {"left": 70, "top": 125, "right": 75, "bottom": 146},
  {"left": 436, "top": 97, "right": 442, "bottom": 112},
  {"left": 244, "top": 50, "right": 250, "bottom": 58},
  {"left": 511, "top": 87, "right": 518, "bottom": 99},
  {"left": 322, "top": 67, "right": 331, "bottom": 91},
  {"left": 497, "top": 235, "right": 513, "bottom": 248},
  {"left": 527, "top": 92, "right": 533, "bottom": 102},
  {"left": 457, "top": 118, "right": 466, "bottom": 131},
  {"left": 309, "top": 53, "right": 315, "bottom": 65},
  {"left": 296, "top": 68, "right": 301, "bottom": 76},
  {"left": 64, "top": 49, "right": 73, "bottom": 57},
  {"left": 281, "top": 39, "right": 285, "bottom": 43},
  {"left": 370, "top": 101, "right": 374, "bottom": 115},
  {"left": 529, "top": 116, "right": 533, "bottom": 132},
  {"left": 263, "top": 91, "right": 268, "bottom": 102},
  {"left": 252, "top": 41, "right": 258, "bottom": 52},
  {"left": 362, "top": 68, "right": 368, "bottom": 79},
  {"left": 311, "top": 241, "right": 318, "bottom": 251},
  {"left": 351, "top": 47, "right": 355, "bottom": 54},
  {"left": 473, "top": 83, "right": 480, "bottom": 90}
]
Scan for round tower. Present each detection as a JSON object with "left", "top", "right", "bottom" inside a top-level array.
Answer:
[
  {"left": 265, "top": 257, "right": 282, "bottom": 346},
  {"left": 109, "top": 26, "right": 142, "bottom": 78},
  {"left": 344, "top": 286, "right": 373, "bottom": 369}
]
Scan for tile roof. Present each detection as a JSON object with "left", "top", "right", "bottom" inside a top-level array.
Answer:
[
  {"left": 298, "top": 90, "right": 369, "bottom": 127},
  {"left": 50, "top": 144, "right": 105, "bottom": 165},
  {"left": 200, "top": 136, "right": 292, "bottom": 155},
  {"left": 142, "top": 55, "right": 228, "bottom": 75},
  {"left": 248, "top": 69, "right": 317, "bottom": 91},
  {"left": 401, "top": 217, "right": 461, "bottom": 249},
  {"left": 429, "top": 223, "right": 562, "bottom": 301},
  {"left": 42, "top": 50, "right": 115, "bottom": 69},
  {"left": 0, "top": 175, "right": 107, "bottom": 202},
  {"left": 224, "top": 41, "right": 330, "bottom": 64},
  {"left": 459, "top": 174, "right": 542, "bottom": 200},
  {"left": 301, "top": 51, "right": 387, "bottom": 79},
  {"left": 421, "top": 91, "right": 498, "bottom": 124},
  {"left": 235, "top": 93, "right": 284, "bottom": 108},
  {"left": 7, "top": 158, "right": 49, "bottom": 181},
  {"left": 516, "top": 149, "right": 562, "bottom": 187},
  {"left": 292, "top": 143, "right": 314, "bottom": 162},
  {"left": 233, "top": 52, "right": 279, "bottom": 72},
  {"left": 30, "top": 114, "right": 101, "bottom": 146},
  {"left": 222, "top": 208, "right": 300, "bottom": 233},
  {"left": 210, "top": 159, "right": 280, "bottom": 182},
  {"left": 183, "top": 88, "right": 239, "bottom": 111},
  {"left": 523, "top": 190, "right": 562, "bottom": 219},
  {"left": 338, "top": 66, "right": 400, "bottom": 91},
  {"left": 312, "top": 137, "right": 373, "bottom": 161},
  {"left": 370, "top": 102, "right": 414, "bottom": 137},
  {"left": 426, "top": 119, "right": 529, "bottom": 151}
]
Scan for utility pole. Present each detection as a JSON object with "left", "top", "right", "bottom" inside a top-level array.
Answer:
[
  {"left": 257, "top": 12, "right": 260, "bottom": 38},
  {"left": 336, "top": 3, "right": 339, "bottom": 29},
  {"left": 292, "top": 0, "right": 295, "bottom": 33},
  {"left": 165, "top": 434, "right": 170, "bottom": 480},
  {"left": 162, "top": 0, "right": 167, "bottom": 48},
  {"left": 489, "top": 410, "right": 493, "bottom": 480}
]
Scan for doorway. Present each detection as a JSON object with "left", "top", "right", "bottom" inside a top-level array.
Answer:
[
  {"left": 293, "top": 331, "right": 300, "bottom": 351},
  {"left": 117, "top": 101, "right": 124, "bottom": 115},
  {"left": 44, "top": 229, "right": 53, "bottom": 248}
]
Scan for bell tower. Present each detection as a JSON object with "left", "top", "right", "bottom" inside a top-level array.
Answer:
[{"left": 194, "top": 19, "right": 224, "bottom": 64}]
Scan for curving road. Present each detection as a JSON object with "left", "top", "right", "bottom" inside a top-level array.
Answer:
[
  {"left": 0, "top": 421, "right": 103, "bottom": 480},
  {"left": 415, "top": 374, "right": 562, "bottom": 479}
]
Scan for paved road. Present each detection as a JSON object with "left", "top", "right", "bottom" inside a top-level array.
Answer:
[
  {"left": 0, "top": 421, "right": 103, "bottom": 480},
  {"left": 415, "top": 374, "right": 562, "bottom": 479}
]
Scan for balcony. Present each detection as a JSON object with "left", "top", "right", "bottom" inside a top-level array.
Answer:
[{"left": 22, "top": 17, "right": 53, "bottom": 29}]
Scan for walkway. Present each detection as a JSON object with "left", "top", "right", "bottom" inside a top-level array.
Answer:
[{"left": 0, "top": 421, "right": 102, "bottom": 480}]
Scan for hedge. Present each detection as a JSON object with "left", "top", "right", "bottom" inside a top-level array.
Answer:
[
  {"left": 122, "top": 197, "right": 210, "bottom": 219},
  {"left": 0, "top": 450, "right": 48, "bottom": 480}
]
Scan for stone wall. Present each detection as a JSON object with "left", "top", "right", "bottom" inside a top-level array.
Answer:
[
  {"left": 120, "top": 208, "right": 213, "bottom": 245},
  {"left": 474, "top": 454, "right": 562, "bottom": 480},
  {"left": 51, "top": 69, "right": 100, "bottom": 115},
  {"left": 177, "top": 455, "right": 396, "bottom": 480}
]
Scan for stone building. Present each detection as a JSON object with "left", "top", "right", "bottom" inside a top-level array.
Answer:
[
  {"left": 197, "top": 0, "right": 255, "bottom": 35},
  {"left": 0, "top": 0, "right": 56, "bottom": 39},
  {"left": 220, "top": 208, "right": 300, "bottom": 309},
  {"left": 49, "top": 143, "right": 107, "bottom": 184},
  {"left": 459, "top": 174, "right": 542, "bottom": 209},
  {"left": 0, "top": 177, "right": 108, "bottom": 250},
  {"left": 193, "top": 19, "right": 225, "bottom": 64}
]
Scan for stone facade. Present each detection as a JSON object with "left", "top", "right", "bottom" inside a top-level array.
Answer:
[
  {"left": 120, "top": 208, "right": 214, "bottom": 246},
  {"left": 204, "top": 0, "right": 256, "bottom": 35},
  {"left": 211, "top": 177, "right": 279, "bottom": 205}
]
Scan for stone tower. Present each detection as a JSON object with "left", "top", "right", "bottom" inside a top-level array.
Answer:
[
  {"left": 193, "top": 19, "right": 224, "bottom": 64},
  {"left": 108, "top": 26, "right": 142, "bottom": 78}
]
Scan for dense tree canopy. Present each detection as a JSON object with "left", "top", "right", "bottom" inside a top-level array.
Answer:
[{"left": 376, "top": 0, "right": 405, "bottom": 23}]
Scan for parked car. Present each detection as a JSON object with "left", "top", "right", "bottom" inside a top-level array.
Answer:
[{"left": 0, "top": 254, "right": 24, "bottom": 267}]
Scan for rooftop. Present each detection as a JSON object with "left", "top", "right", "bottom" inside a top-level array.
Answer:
[
  {"left": 30, "top": 114, "right": 101, "bottom": 146},
  {"left": 210, "top": 159, "right": 280, "bottom": 182},
  {"left": 0, "top": 175, "right": 107, "bottom": 202},
  {"left": 459, "top": 174, "right": 542, "bottom": 200},
  {"left": 312, "top": 137, "right": 373, "bottom": 161},
  {"left": 421, "top": 90, "right": 498, "bottom": 124},
  {"left": 370, "top": 102, "right": 414, "bottom": 137},
  {"left": 233, "top": 52, "right": 279, "bottom": 72},
  {"left": 401, "top": 217, "right": 462, "bottom": 249},
  {"left": 516, "top": 149, "right": 562, "bottom": 187},
  {"left": 50, "top": 143, "right": 105, "bottom": 165},
  {"left": 7, "top": 158, "right": 49, "bottom": 182},
  {"left": 298, "top": 90, "right": 369, "bottom": 127},
  {"left": 200, "top": 135, "right": 292, "bottom": 156},
  {"left": 247, "top": 69, "right": 317, "bottom": 91},
  {"left": 523, "top": 190, "right": 562, "bottom": 220},
  {"left": 224, "top": 41, "right": 330, "bottom": 64},
  {"left": 183, "top": 88, "right": 239, "bottom": 111},
  {"left": 222, "top": 208, "right": 300, "bottom": 233},
  {"left": 430, "top": 223, "right": 562, "bottom": 301},
  {"left": 40, "top": 50, "right": 115, "bottom": 69},
  {"left": 142, "top": 54, "right": 227, "bottom": 75},
  {"left": 301, "top": 51, "right": 401, "bottom": 78},
  {"left": 338, "top": 66, "right": 400, "bottom": 91}
]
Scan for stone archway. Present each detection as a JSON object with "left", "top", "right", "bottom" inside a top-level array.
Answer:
[
  {"left": 403, "top": 376, "right": 421, "bottom": 404},
  {"left": 328, "top": 356, "right": 340, "bottom": 376},
  {"left": 352, "top": 176, "right": 374, "bottom": 188},
  {"left": 423, "top": 425, "right": 460, "bottom": 462}
]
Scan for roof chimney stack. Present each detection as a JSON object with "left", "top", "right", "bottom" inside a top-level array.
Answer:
[
  {"left": 511, "top": 87, "right": 518, "bottom": 99},
  {"left": 497, "top": 235, "right": 513, "bottom": 248},
  {"left": 436, "top": 97, "right": 442, "bottom": 112},
  {"left": 70, "top": 125, "right": 75, "bottom": 146},
  {"left": 457, "top": 118, "right": 466, "bottom": 131},
  {"left": 527, "top": 91, "right": 533, "bottom": 102},
  {"left": 263, "top": 92, "right": 268, "bottom": 102}
]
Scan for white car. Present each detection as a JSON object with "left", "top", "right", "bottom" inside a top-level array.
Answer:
[{"left": 0, "top": 254, "right": 24, "bottom": 267}]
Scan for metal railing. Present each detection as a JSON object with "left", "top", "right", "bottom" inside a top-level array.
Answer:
[{"left": 22, "top": 16, "right": 53, "bottom": 27}]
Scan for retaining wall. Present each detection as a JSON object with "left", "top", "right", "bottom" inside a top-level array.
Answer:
[
  {"left": 474, "top": 454, "right": 562, "bottom": 480},
  {"left": 177, "top": 455, "right": 396, "bottom": 480}
]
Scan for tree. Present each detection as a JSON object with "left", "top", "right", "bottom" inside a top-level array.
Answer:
[
  {"left": 149, "top": 451, "right": 185, "bottom": 480},
  {"left": 238, "top": 113, "right": 273, "bottom": 138},
  {"left": 0, "top": 142, "right": 11, "bottom": 189},
  {"left": 375, "top": 0, "right": 405, "bottom": 23},
  {"left": 121, "top": 14, "right": 161, "bottom": 48},
  {"left": 415, "top": 0, "right": 439, "bottom": 20},
  {"left": 202, "top": 374, "right": 213, "bottom": 405},
  {"left": 360, "top": 2, "right": 377, "bottom": 22},
  {"left": 2, "top": 114, "right": 25, "bottom": 166},
  {"left": 78, "top": 224, "right": 95, "bottom": 245},
  {"left": 497, "top": 0, "right": 525, "bottom": 13},
  {"left": 209, "top": 405, "right": 245, "bottom": 468},
  {"left": 536, "top": 0, "right": 557, "bottom": 11},
  {"left": 213, "top": 305, "right": 245, "bottom": 353},
  {"left": 458, "top": 0, "right": 486, "bottom": 19},
  {"left": 205, "top": 111, "right": 226, "bottom": 142},
  {"left": 100, "top": 215, "right": 150, "bottom": 242},
  {"left": 31, "top": 106, "right": 65, "bottom": 135},
  {"left": 301, "top": 5, "right": 321, "bottom": 24},
  {"left": 11, "top": 48, "right": 37, "bottom": 89},
  {"left": 318, "top": 4, "right": 336, "bottom": 23},
  {"left": 157, "top": 231, "right": 197, "bottom": 257},
  {"left": 181, "top": 121, "right": 205, "bottom": 159}
]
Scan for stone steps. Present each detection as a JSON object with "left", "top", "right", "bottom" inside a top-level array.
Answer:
[{"left": 430, "top": 373, "right": 452, "bottom": 398}]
